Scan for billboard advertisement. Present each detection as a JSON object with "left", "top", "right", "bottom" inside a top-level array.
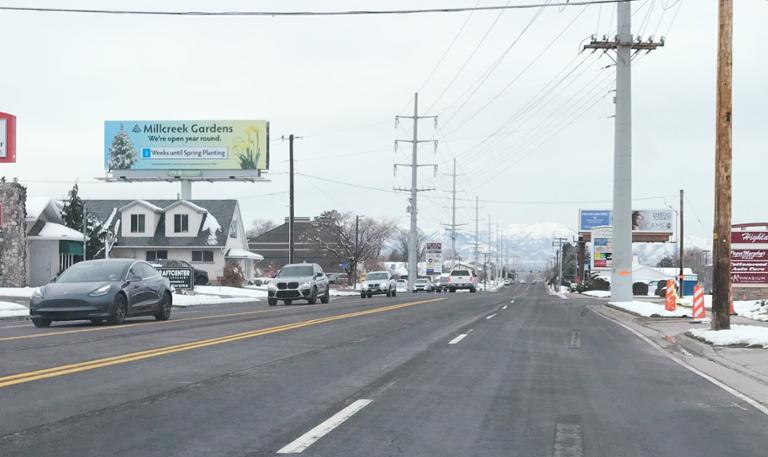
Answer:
[
  {"left": 0, "top": 112, "right": 16, "bottom": 163},
  {"left": 591, "top": 226, "right": 613, "bottom": 270},
  {"left": 425, "top": 242, "right": 443, "bottom": 275},
  {"left": 104, "top": 120, "right": 269, "bottom": 173},
  {"left": 731, "top": 229, "right": 768, "bottom": 287},
  {"left": 579, "top": 209, "right": 674, "bottom": 233}
]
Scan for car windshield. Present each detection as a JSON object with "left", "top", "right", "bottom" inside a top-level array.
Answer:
[
  {"left": 56, "top": 262, "right": 127, "bottom": 283},
  {"left": 367, "top": 273, "right": 388, "bottom": 280},
  {"left": 415, "top": 279, "right": 428, "bottom": 284},
  {"left": 278, "top": 266, "right": 314, "bottom": 277}
]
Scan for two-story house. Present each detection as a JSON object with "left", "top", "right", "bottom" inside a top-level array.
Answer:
[{"left": 85, "top": 199, "right": 262, "bottom": 283}]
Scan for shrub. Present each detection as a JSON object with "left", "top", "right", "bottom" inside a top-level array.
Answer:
[{"left": 221, "top": 261, "right": 245, "bottom": 287}]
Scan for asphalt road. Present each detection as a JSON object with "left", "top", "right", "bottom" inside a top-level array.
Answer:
[{"left": 1, "top": 284, "right": 767, "bottom": 456}]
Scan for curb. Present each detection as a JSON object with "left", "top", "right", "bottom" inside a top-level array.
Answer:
[{"left": 604, "top": 303, "right": 691, "bottom": 319}]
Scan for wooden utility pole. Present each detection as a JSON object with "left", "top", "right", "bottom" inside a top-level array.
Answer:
[
  {"left": 678, "top": 189, "right": 685, "bottom": 297},
  {"left": 288, "top": 134, "right": 295, "bottom": 264},
  {"left": 712, "top": 0, "right": 733, "bottom": 330}
]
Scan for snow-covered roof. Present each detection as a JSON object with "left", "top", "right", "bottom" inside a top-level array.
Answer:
[
  {"left": 29, "top": 222, "right": 85, "bottom": 241},
  {"left": 26, "top": 197, "right": 60, "bottom": 222},
  {"left": 202, "top": 212, "right": 222, "bottom": 245},
  {"left": 118, "top": 200, "right": 164, "bottom": 213},
  {"left": 164, "top": 200, "right": 207, "bottom": 213},
  {"left": 226, "top": 249, "right": 263, "bottom": 261}
]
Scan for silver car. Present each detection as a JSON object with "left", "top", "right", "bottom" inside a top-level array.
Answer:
[{"left": 268, "top": 263, "right": 330, "bottom": 306}]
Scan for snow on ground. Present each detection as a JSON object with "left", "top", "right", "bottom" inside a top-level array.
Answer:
[
  {"left": 196, "top": 285, "right": 267, "bottom": 298},
  {"left": 582, "top": 290, "right": 611, "bottom": 298},
  {"left": 173, "top": 295, "right": 256, "bottom": 308},
  {"left": 677, "top": 294, "right": 768, "bottom": 323},
  {"left": 609, "top": 301, "right": 691, "bottom": 318},
  {"left": 688, "top": 325, "right": 768, "bottom": 348},
  {"left": 0, "top": 301, "right": 29, "bottom": 319},
  {"left": 0, "top": 287, "right": 38, "bottom": 298}
]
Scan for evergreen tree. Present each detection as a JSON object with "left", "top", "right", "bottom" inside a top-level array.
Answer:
[
  {"left": 108, "top": 126, "right": 137, "bottom": 170},
  {"left": 61, "top": 184, "right": 105, "bottom": 259}
]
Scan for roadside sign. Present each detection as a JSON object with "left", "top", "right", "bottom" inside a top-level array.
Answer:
[
  {"left": 157, "top": 267, "right": 194, "bottom": 289},
  {"left": 0, "top": 112, "right": 17, "bottom": 163},
  {"left": 591, "top": 226, "right": 613, "bottom": 271},
  {"left": 731, "top": 227, "right": 768, "bottom": 287},
  {"left": 425, "top": 242, "right": 442, "bottom": 275}
]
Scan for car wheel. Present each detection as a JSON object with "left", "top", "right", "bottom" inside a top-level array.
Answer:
[
  {"left": 155, "top": 292, "right": 172, "bottom": 321},
  {"left": 268, "top": 298, "right": 278, "bottom": 306},
  {"left": 320, "top": 288, "right": 330, "bottom": 304},
  {"left": 360, "top": 293, "right": 366, "bottom": 299},
  {"left": 470, "top": 287, "right": 476, "bottom": 293},
  {"left": 31, "top": 318, "right": 51, "bottom": 328},
  {"left": 392, "top": 288, "right": 396, "bottom": 297},
  {"left": 308, "top": 288, "right": 318, "bottom": 305},
  {"left": 386, "top": 288, "right": 392, "bottom": 297},
  {"left": 284, "top": 299, "right": 292, "bottom": 306},
  {"left": 449, "top": 288, "right": 456, "bottom": 293},
  {"left": 109, "top": 294, "right": 127, "bottom": 325},
  {"left": 367, "top": 293, "right": 373, "bottom": 298}
]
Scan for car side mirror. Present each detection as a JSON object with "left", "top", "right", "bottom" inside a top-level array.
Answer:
[
  {"left": 316, "top": 273, "right": 323, "bottom": 278},
  {"left": 50, "top": 276, "right": 57, "bottom": 283},
  {"left": 127, "top": 273, "right": 141, "bottom": 282}
]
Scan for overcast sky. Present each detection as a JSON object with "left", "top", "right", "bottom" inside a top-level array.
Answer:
[{"left": 1, "top": 0, "right": 765, "bottom": 245}]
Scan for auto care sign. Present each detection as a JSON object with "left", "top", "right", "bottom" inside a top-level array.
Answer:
[
  {"left": 731, "top": 230, "right": 768, "bottom": 287},
  {"left": 591, "top": 226, "right": 613, "bottom": 271},
  {"left": 0, "top": 112, "right": 17, "bottom": 163},
  {"left": 425, "top": 242, "right": 443, "bottom": 275}
]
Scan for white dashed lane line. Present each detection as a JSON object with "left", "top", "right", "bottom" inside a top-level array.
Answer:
[
  {"left": 277, "top": 399, "right": 373, "bottom": 454},
  {"left": 502, "top": 305, "right": 508, "bottom": 310},
  {"left": 448, "top": 334, "right": 468, "bottom": 345},
  {"left": 486, "top": 313, "right": 497, "bottom": 320}
]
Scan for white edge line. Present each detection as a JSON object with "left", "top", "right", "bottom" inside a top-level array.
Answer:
[
  {"left": 502, "top": 305, "right": 508, "bottom": 310},
  {"left": 277, "top": 399, "right": 373, "bottom": 454},
  {"left": 510, "top": 300, "right": 515, "bottom": 303},
  {"left": 448, "top": 334, "right": 468, "bottom": 345},
  {"left": 592, "top": 310, "right": 768, "bottom": 417},
  {"left": 486, "top": 313, "right": 497, "bottom": 320}
]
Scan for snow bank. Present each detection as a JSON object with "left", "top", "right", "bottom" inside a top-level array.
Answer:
[
  {"left": 0, "top": 301, "right": 29, "bottom": 319},
  {"left": 173, "top": 295, "right": 255, "bottom": 308},
  {"left": 583, "top": 290, "right": 611, "bottom": 298},
  {"left": 195, "top": 285, "right": 267, "bottom": 298},
  {"left": 609, "top": 301, "right": 691, "bottom": 318},
  {"left": 688, "top": 325, "right": 768, "bottom": 348},
  {"left": 0, "top": 287, "right": 38, "bottom": 298},
  {"left": 733, "top": 300, "right": 768, "bottom": 322}
]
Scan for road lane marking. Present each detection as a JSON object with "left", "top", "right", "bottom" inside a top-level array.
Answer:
[
  {"left": 502, "top": 305, "right": 508, "bottom": 310},
  {"left": 569, "top": 330, "right": 582, "bottom": 349},
  {"left": 486, "top": 313, "right": 497, "bottom": 320},
  {"left": 448, "top": 334, "right": 468, "bottom": 345},
  {"left": 553, "top": 423, "right": 583, "bottom": 457},
  {"left": 593, "top": 308, "right": 768, "bottom": 417},
  {"left": 277, "top": 399, "right": 372, "bottom": 454},
  {"left": 0, "top": 298, "right": 444, "bottom": 389},
  {"left": 510, "top": 300, "right": 515, "bottom": 304}
]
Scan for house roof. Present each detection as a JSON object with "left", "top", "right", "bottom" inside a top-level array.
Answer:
[
  {"left": 84, "top": 199, "right": 238, "bottom": 248},
  {"left": 28, "top": 222, "right": 85, "bottom": 241},
  {"left": 26, "top": 197, "right": 61, "bottom": 223},
  {"left": 118, "top": 200, "right": 164, "bottom": 213}
]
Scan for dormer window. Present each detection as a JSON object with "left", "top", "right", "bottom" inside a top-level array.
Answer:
[
  {"left": 130, "top": 214, "right": 145, "bottom": 233},
  {"left": 229, "top": 220, "right": 238, "bottom": 239},
  {"left": 174, "top": 214, "right": 189, "bottom": 233}
]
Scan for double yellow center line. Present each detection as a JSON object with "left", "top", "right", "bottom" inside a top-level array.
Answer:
[{"left": 0, "top": 297, "right": 444, "bottom": 389}]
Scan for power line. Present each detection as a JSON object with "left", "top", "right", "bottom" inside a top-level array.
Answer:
[{"left": 0, "top": 1, "right": 640, "bottom": 17}]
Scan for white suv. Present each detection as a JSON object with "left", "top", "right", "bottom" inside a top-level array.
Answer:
[
  {"left": 448, "top": 269, "right": 477, "bottom": 293},
  {"left": 361, "top": 271, "right": 396, "bottom": 298}
]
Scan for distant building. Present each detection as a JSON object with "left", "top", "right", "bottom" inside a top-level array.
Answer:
[
  {"left": 248, "top": 217, "right": 343, "bottom": 274},
  {"left": 85, "top": 199, "right": 261, "bottom": 282}
]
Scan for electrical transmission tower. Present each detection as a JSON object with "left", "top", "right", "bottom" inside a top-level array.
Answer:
[
  {"left": 395, "top": 92, "right": 438, "bottom": 291},
  {"left": 582, "top": 2, "right": 663, "bottom": 302},
  {"left": 441, "top": 158, "right": 467, "bottom": 267}
]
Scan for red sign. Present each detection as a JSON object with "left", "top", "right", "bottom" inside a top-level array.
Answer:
[
  {"left": 732, "top": 261, "right": 768, "bottom": 274},
  {"left": 0, "top": 112, "right": 16, "bottom": 163},
  {"left": 731, "top": 272, "right": 768, "bottom": 285},
  {"left": 732, "top": 231, "right": 768, "bottom": 244},
  {"left": 731, "top": 249, "right": 768, "bottom": 262}
]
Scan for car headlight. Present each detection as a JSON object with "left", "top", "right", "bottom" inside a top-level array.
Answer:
[
  {"left": 300, "top": 281, "right": 312, "bottom": 289},
  {"left": 268, "top": 282, "right": 277, "bottom": 290},
  {"left": 32, "top": 287, "right": 43, "bottom": 299},
  {"left": 89, "top": 284, "right": 112, "bottom": 297}
]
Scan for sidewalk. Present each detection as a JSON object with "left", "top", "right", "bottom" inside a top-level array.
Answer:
[{"left": 590, "top": 299, "right": 768, "bottom": 410}]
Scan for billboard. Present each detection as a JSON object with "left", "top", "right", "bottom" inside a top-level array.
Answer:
[
  {"left": 0, "top": 112, "right": 16, "bottom": 163},
  {"left": 104, "top": 120, "right": 269, "bottom": 174},
  {"left": 591, "top": 226, "right": 613, "bottom": 270},
  {"left": 731, "top": 229, "right": 768, "bottom": 287},
  {"left": 579, "top": 209, "right": 674, "bottom": 233},
  {"left": 425, "top": 242, "right": 443, "bottom": 275}
]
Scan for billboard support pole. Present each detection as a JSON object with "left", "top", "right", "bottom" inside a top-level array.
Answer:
[{"left": 181, "top": 180, "right": 192, "bottom": 200}]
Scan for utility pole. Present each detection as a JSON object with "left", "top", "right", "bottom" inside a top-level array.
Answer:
[
  {"left": 282, "top": 134, "right": 301, "bottom": 264},
  {"left": 394, "top": 93, "right": 438, "bottom": 291},
  {"left": 488, "top": 215, "right": 493, "bottom": 281},
  {"left": 552, "top": 237, "right": 568, "bottom": 289},
  {"left": 678, "top": 189, "right": 685, "bottom": 297},
  {"left": 474, "top": 196, "right": 480, "bottom": 269},
  {"left": 584, "top": 2, "right": 663, "bottom": 302},
  {"left": 441, "top": 158, "right": 466, "bottom": 267},
  {"left": 82, "top": 202, "right": 87, "bottom": 261},
  {"left": 712, "top": 0, "right": 733, "bottom": 330},
  {"left": 354, "top": 215, "right": 360, "bottom": 289}
]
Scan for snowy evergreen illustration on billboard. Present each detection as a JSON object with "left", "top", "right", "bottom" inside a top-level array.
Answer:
[{"left": 104, "top": 120, "right": 269, "bottom": 174}]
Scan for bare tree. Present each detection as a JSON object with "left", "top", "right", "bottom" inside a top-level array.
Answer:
[
  {"left": 392, "top": 228, "right": 427, "bottom": 262},
  {"left": 247, "top": 219, "right": 277, "bottom": 239},
  {"left": 310, "top": 210, "right": 396, "bottom": 272}
]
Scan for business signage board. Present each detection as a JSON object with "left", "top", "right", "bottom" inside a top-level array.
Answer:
[
  {"left": 0, "top": 112, "right": 17, "bottom": 163},
  {"left": 591, "top": 226, "right": 613, "bottom": 270},
  {"left": 157, "top": 267, "right": 194, "bottom": 289},
  {"left": 104, "top": 120, "right": 269, "bottom": 174},
  {"left": 579, "top": 209, "right": 674, "bottom": 233},
  {"left": 425, "top": 242, "right": 443, "bottom": 275},
  {"left": 731, "top": 228, "right": 768, "bottom": 286}
]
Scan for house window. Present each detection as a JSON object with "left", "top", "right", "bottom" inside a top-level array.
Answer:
[
  {"left": 130, "top": 214, "right": 145, "bottom": 233},
  {"left": 146, "top": 250, "right": 168, "bottom": 262},
  {"left": 229, "top": 220, "right": 238, "bottom": 239},
  {"left": 174, "top": 214, "right": 189, "bottom": 233},
  {"left": 192, "top": 250, "right": 214, "bottom": 263}
]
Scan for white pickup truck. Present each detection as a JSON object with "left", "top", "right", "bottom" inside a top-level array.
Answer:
[{"left": 448, "top": 269, "right": 477, "bottom": 293}]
